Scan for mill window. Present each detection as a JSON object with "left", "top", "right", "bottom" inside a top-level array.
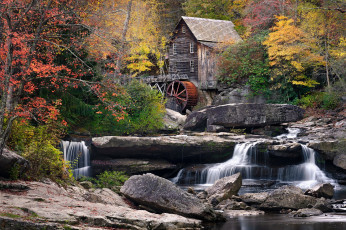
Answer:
[
  {"left": 190, "top": 42, "right": 194, "bottom": 53},
  {"left": 182, "top": 26, "right": 186, "bottom": 33},
  {"left": 173, "top": 43, "right": 177, "bottom": 55},
  {"left": 190, "top": 60, "right": 195, "bottom": 73}
]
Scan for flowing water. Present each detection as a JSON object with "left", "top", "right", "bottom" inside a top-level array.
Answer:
[
  {"left": 172, "top": 128, "right": 342, "bottom": 195},
  {"left": 173, "top": 143, "right": 336, "bottom": 188},
  {"left": 61, "top": 141, "right": 91, "bottom": 178}
]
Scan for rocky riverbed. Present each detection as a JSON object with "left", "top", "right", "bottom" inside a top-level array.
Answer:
[{"left": 1, "top": 173, "right": 345, "bottom": 229}]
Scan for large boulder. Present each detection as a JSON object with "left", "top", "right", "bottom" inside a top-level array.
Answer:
[
  {"left": 184, "top": 103, "right": 304, "bottom": 131},
  {"left": 0, "top": 148, "right": 29, "bottom": 178},
  {"left": 304, "top": 183, "right": 334, "bottom": 199},
  {"left": 206, "top": 173, "right": 242, "bottom": 204},
  {"left": 260, "top": 185, "right": 317, "bottom": 210},
  {"left": 333, "top": 154, "right": 346, "bottom": 170},
  {"left": 120, "top": 173, "right": 219, "bottom": 221},
  {"left": 240, "top": 192, "right": 269, "bottom": 205},
  {"left": 162, "top": 108, "right": 187, "bottom": 132}
]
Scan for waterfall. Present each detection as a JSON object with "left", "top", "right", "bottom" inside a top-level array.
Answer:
[
  {"left": 277, "top": 145, "right": 335, "bottom": 189},
  {"left": 172, "top": 141, "right": 336, "bottom": 189},
  {"left": 201, "top": 142, "right": 259, "bottom": 184},
  {"left": 61, "top": 141, "right": 91, "bottom": 178}
]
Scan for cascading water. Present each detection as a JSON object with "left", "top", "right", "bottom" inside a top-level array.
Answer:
[
  {"left": 277, "top": 145, "right": 336, "bottom": 189},
  {"left": 201, "top": 142, "right": 258, "bottom": 184},
  {"left": 276, "top": 127, "right": 301, "bottom": 139},
  {"left": 172, "top": 140, "right": 336, "bottom": 189},
  {"left": 61, "top": 141, "right": 91, "bottom": 178}
]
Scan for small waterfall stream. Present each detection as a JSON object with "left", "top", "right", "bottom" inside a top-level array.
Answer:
[
  {"left": 61, "top": 141, "right": 91, "bottom": 178},
  {"left": 172, "top": 128, "right": 337, "bottom": 189}
]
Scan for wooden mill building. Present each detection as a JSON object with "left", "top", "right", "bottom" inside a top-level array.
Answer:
[{"left": 168, "top": 16, "right": 242, "bottom": 90}]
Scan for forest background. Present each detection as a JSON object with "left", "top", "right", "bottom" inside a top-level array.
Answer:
[{"left": 0, "top": 0, "right": 344, "bottom": 181}]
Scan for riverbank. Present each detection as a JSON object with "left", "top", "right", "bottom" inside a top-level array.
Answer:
[{"left": 1, "top": 174, "right": 345, "bottom": 229}]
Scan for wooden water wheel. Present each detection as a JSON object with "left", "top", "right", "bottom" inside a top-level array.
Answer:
[{"left": 166, "top": 80, "right": 198, "bottom": 112}]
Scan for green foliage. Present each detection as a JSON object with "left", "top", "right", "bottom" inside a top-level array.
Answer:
[
  {"left": 0, "top": 213, "right": 21, "bottom": 219},
  {"left": 124, "top": 80, "right": 166, "bottom": 134},
  {"left": 217, "top": 34, "right": 270, "bottom": 96},
  {"left": 9, "top": 163, "right": 20, "bottom": 181},
  {"left": 93, "top": 171, "right": 129, "bottom": 192},
  {"left": 9, "top": 120, "right": 72, "bottom": 183},
  {"left": 297, "top": 91, "right": 341, "bottom": 110},
  {"left": 48, "top": 80, "right": 165, "bottom": 136}
]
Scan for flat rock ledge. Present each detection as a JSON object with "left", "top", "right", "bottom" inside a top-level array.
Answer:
[
  {"left": 92, "top": 134, "right": 244, "bottom": 164},
  {"left": 0, "top": 180, "right": 201, "bottom": 230}
]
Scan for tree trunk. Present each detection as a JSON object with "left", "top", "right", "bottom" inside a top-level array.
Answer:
[
  {"left": 0, "top": 34, "right": 14, "bottom": 155},
  {"left": 115, "top": 0, "right": 133, "bottom": 78}
]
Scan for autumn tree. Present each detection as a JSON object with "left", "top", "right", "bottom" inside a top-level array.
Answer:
[
  {"left": 262, "top": 16, "right": 325, "bottom": 101},
  {"left": 0, "top": 0, "right": 127, "bottom": 154},
  {"left": 244, "top": 0, "right": 293, "bottom": 31},
  {"left": 298, "top": 0, "right": 345, "bottom": 89}
]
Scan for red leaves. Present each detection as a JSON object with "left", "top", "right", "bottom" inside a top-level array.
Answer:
[{"left": 244, "top": 0, "right": 292, "bottom": 30}]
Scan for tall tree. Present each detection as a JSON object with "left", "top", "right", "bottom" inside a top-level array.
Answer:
[
  {"left": 262, "top": 16, "right": 324, "bottom": 99},
  {"left": 0, "top": 0, "right": 125, "bottom": 154}
]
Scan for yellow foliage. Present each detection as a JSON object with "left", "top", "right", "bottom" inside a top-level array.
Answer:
[{"left": 263, "top": 16, "right": 324, "bottom": 88}]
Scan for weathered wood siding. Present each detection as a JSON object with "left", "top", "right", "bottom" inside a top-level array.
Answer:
[
  {"left": 169, "top": 21, "right": 198, "bottom": 83},
  {"left": 197, "top": 44, "right": 217, "bottom": 89}
]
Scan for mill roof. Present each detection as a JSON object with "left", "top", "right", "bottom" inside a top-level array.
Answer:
[{"left": 181, "top": 16, "right": 242, "bottom": 43}]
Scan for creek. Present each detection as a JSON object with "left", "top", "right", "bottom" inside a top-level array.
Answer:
[
  {"left": 61, "top": 128, "right": 346, "bottom": 229},
  {"left": 171, "top": 128, "right": 346, "bottom": 199}
]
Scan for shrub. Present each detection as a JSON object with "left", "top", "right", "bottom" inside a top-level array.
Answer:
[
  {"left": 93, "top": 171, "right": 129, "bottom": 192},
  {"left": 8, "top": 119, "right": 72, "bottom": 183},
  {"left": 322, "top": 92, "right": 341, "bottom": 110},
  {"left": 217, "top": 33, "right": 270, "bottom": 91},
  {"left": 297, "top": 91, "right": 341, "bottom": 110}
]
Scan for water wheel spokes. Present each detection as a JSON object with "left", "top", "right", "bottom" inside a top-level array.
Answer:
[{"left": 166, "top": 80, "right": 198, "bottom": 112}]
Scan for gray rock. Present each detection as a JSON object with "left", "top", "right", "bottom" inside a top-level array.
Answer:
[
  {"left": 305, "top": 183, "right": 334, "bottom": 199},
  {"left": 207, "top": 125, "right": 228, "bottom": 132},
  {"left": 0, "top": 148, "right": 29, "bottom": 178},
  {"left": 120, "top": 173, "right": 219, "bottom": 221},
  {"left": 184, "top": 104, "right": 304, "bottom": 131},
  {"left": 213, "top": 86, "right": 266, "bottom": 105},
  {"left": 240, "top": 192, "right": 269, "bottom": 205},
  {"left": 0, "top": 180, "right": 201, "bottom": 229},
  {"left": 206, "top": 173, "right": 242, "bottom": 204},
  {"left": 80, "top": 181, "right": 93, "bottom": 189},
  {"left": 260, "top": 185, "right": 317, "bottom": 210},
  {"left": 216, "top": 199, "right": 248, "bottom": 210},
  {"left": 268, "top": 143, "right": 302, "bottom": 158},
  {"left": 291, "top": 208, "right": 323, "bottom": 217},
  {"left": 91, "top": 158, "right": 176, "bottom": 176},
  {"left": 313, "top": 197, "right": 333, "bottom": 212},
  {"left": 92, "top": 134, "right": 237, "bottom": 164},
  {"left": 308, "top": 140, "right": 345, "bottom": 160},
  {"left": 333, "top": 154, "right": 346, "bottom": 170},
  {"left": 162, "top": 108, "right": 187, "bottom": 132}
]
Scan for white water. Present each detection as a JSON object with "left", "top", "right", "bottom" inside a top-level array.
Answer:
[
  {"left": 61, "top": 141, "right": 91, "bottom": 178},
  {"left": 277, "top": 145, "right": 336, "bottom": 189},
  {"left": 201, "top": 142, "right": 258, "bottom": 184},
  {"left": 276, "top": 128, "right": 301, "bottom": 139},
  {"left": 172, "top": 141, "right": 337, "bottom": 189}
]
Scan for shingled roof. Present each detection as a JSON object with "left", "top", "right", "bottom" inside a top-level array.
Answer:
[{"left": 181, "top": 16, "right": 242, "bottom": 43}]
